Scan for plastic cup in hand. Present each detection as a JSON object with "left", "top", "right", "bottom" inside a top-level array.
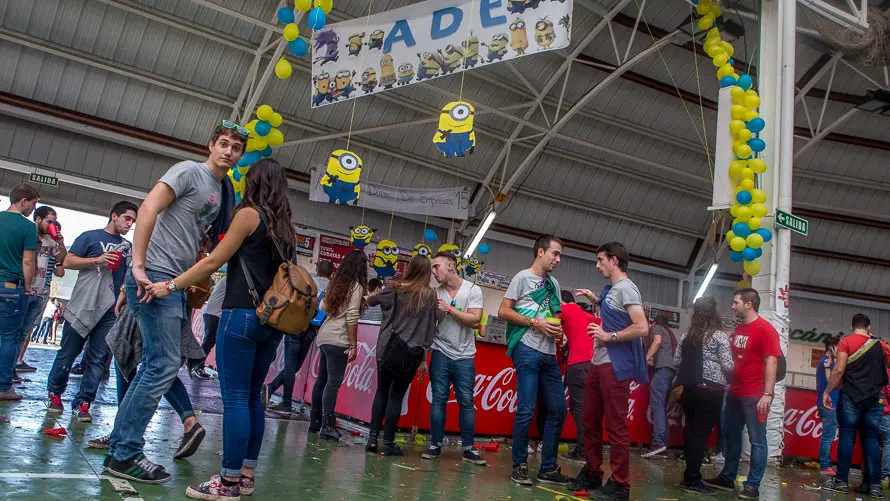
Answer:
[
  {"left": 757, "top": 406, "right": 768, "bottom": 423},
  {"left": 106, "top": 251, "right": 123, "bottom": 271},
  {"left": 47, "top": 223, "right": 61, "bottom": 240}
]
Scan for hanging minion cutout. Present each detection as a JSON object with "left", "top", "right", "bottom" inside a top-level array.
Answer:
[
  {"left": 379, "top": 53, "right": 397, "bottom": 90},
  {"left": 438, "top": 243, "right": 463, "bottom": 271},
  {"left": 509, "top": 19, "right": 529, "bottom": 56},
  {"left": 534, "top": 18, "right": 555, "bottom": 50},
  {"left": 359, "top": 68, "right": 377, "bottom": 94},
  {"left": 397, "top": 63, "right": 414, "bottom": 86},
  {"left": 347, "top": 33, "right": 365, "bottom": 57},
  {"left": 320, "top": 150, "right": 362, "bottom": 205},
  {"left": 373, "top": 240, "right": 400, "bottom": 278},
  {"left": 367, "top": 30, "right": 385, "bottom": 51},
  {"left": 439, "top": 45, "right": 464, "bottom": 74},
  {"left": 412, "top": 243, "right": 432, "bottom": 259},
  {"left": 464, "top": 255, "right": 484, "bottom": 277},
  {"left": 349, "top": 225, "right": 376, "bottom": 250},
  {"left": 482, "top": 33, "right": 509, "bottom": 62},
  {"left": 462, "top": 34, "right": 480, "bottom": 69},
  {"left": 434, "top": 102, "right": 476, "bottom": 158}
]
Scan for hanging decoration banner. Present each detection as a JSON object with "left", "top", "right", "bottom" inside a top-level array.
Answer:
[
  {"left": 310, "top": 0, "right": 573, "bottom": 107},
  {"left": 309, "top": 169, "right": 471, "bottom": 219}
]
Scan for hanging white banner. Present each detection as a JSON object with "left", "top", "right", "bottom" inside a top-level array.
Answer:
[
  {"left": 310, "top": 0, "right": 573, "bottom": 107},
  {"left": 309, "top": 169, "right": 471, "bottom": 219}
]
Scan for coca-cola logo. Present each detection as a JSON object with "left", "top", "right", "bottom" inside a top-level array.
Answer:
[
  {"left": 784, "top": 406, "right": 831, "bottom": 440},
  {"left": 309, "top": 342, "right": 378, "bottom": 395}
]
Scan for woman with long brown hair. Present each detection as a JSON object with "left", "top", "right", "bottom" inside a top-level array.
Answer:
[
  {"left": 366, "top": 255, "right": 437, "bottom": 455},
  {"left": 671, "top": 296, "right": 734, "bottom": 495},
  {"left": 146, "top": 158, "right": 296, "bottom": 500}
]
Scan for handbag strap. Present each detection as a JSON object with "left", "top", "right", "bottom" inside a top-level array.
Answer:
[{"left": 239, "top": 252, "right": 261, "bottom": 308}]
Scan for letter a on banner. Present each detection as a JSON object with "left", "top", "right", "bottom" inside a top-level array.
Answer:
[{"left": 310, "top": 0, "right": 573, "bottom": 108}]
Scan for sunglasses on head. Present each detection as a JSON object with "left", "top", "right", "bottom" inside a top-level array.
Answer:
[{"left": 219, "top": 120, "right": 250, "bottom": 137}]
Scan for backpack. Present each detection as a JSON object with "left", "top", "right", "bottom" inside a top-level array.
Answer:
[{"left": 238, "top": 221, "right": 319, "bottom": 335}]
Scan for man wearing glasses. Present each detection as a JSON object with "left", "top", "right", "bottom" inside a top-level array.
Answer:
[{"left": 105, "top": 121, "right": 244, "bottom": 484}]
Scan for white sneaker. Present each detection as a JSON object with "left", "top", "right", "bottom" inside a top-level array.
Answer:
[
  {"left": 642, "top": 445, "right": 667, "bottom": 458},
  {"left": 711, "top": 452, "right": 725, "bottom": 463}
]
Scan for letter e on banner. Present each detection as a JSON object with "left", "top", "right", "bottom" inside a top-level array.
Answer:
[{"left": 480, "top": 0, "right": 506, "bottom": 27}]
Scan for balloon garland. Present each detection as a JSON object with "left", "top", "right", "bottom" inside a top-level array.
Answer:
[
  {"left": 227, "top": 104, "right": 286, "bottom": 203},
  {"left": 696, "top": 0, "right": 773, "bottom": 277}
]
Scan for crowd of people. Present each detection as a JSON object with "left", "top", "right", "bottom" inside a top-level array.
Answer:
[{"left": 0, "top": 120, "right": 886, "bottom": 501}]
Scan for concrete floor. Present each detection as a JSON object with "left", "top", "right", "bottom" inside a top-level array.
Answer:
[{"left": 0, "top": 346, "right": 866, "bottom": 500}]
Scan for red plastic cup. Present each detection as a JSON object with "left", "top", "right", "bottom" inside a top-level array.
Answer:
[
  {"left": 757, "top": 407, "right": 768, "bottom": 423},
  {"left": 47, "top": 223, "right": 61, "bottom": 240},
  {"left": 106, "top": 251, "right": 123, "bottom": 271}
]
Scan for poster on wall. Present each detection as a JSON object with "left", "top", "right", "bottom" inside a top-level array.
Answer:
[
  {"left": 310, "top": 0, "right": 574, "bottom": 107},
  {"left": 475, "top": 269, "right": 513, "bottom": 291},
  {"left": 295, "top": 233, "right": 316, "bottom": 257},
  {"left": 647, "top": 304, "right": 681, "bottom": 329},
  {"left": 318, "top": 234, "right": 354, "bottom": 269}
]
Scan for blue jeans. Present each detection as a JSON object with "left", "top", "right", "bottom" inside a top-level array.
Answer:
[
  {"left": 649, "top": 367, "right": 675, "bottom": 446},
  {"left": 720, "top": 394, "right": 768, "bottom": 490},
  {"left": 0, "top": 285, "right": 27, "bottom": 391},
  {"left": 836, "top": 391, "right": 882, "bottom": 484},
  {"left": 32, "top": 317, "right": 52, "bottom": 342},
  {"left": 216, "top": 308, "right": 282, "bottom": 477},
  {"left": 17, "top": 294, "right": 47, "bottom": 357},
  {"left": 511, "top": 342, "right": 567, "bottom": 472},
  {"left": 882, "top": 414, "right": 890, "bottom": 477},
  {"left": 47, "top": 308, "right": 116, "bottom": 406},
  {"left": 109, "top": 269, "right": 186, "bottom": 462},
  {"left": 115, "top": 362, "right": 194, "bottom": 422},
  {"left": 818, "top": 405, "right": 837, "bottom": 469},
  {"left": 429, "top": 350, "right": 476, "bottom": 448}
]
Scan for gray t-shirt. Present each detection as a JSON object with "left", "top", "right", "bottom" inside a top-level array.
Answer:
[
  {"left": 204, "top": 276, "right": 227, "bottom": 318},
  {"left": 651, "top": 324, "right": 676, "bottom": 369},
  {"left": 433, "top": 280, "right": 484, "bottom": 360},
  {"left": 592, "top": 278, "right": 642, "bottom": 366},
  {"left": 504, "top": 269, "right": 560, "bottom": 356},
  {"left": 145, "top": 161, "right": 222, "bottom": 276}
]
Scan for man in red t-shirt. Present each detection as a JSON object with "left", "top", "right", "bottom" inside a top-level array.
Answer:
[
  {"left": 558, "top": 290, "right": 598, "bottom": 462},
  {"left": 705, "top": 289, "right": 781, "bottom": 500}
]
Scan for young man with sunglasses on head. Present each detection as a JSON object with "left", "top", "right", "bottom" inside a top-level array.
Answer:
[{"left": 105, "top": 121, "right": 243, "bottom": 484}]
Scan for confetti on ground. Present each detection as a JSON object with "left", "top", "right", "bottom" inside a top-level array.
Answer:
[
  {"left": 535, "top": 486, "right": 588, "bottom": 501},
  {"left": 801, "top": 484, "right": 821, "bottom": 491},
  {"left": 393, "top": 464, "right": 416, "bottom": 471}
]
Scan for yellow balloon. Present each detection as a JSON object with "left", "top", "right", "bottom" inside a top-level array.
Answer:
[
  {"left": 269, "top": 113, "right": 283, "bottom": 127},
  {"left": 731, "top": 218, "right": 742, "bottom": 227},
  {"left": 252, "top": 136, "right": 268, "bottom": 151},
  {"left": 736, "top": 206, "right": 752, "bottom": 221},
  {"left": 740, "top": 178, "right": 755, "bottom": 191},
  {"left": 732, "top": 140, "right": 745, "bottom": 152},
  {"left": 283, "top": 23, "right": 300, "bottom": 42},
  {"left": 713, "top": 54, "right": 728, "bottom": 67},
  {"left": 245, "top": 119, "right": 258, "bottom": 134},
  {"left": 745, "top": 89, "right": 759, "bottom": 97},
  {"left": 295, "top": 0, "right": 312, "bottom": 12},
  {"left": 706, "top": 45, "right": 724, "bottom": 59},
  {"left": 698, "top": 15, "right": 715, "bottom": 30},
  {"left": 726, "top": 230, "right": 736, "bottom": 242},
  {"left": 740, "top": 167, "right": 755, "bottom": 181},
  {"left": 744, "top": 95, "right": 761, "bottom": 109},
  {"left": 275, "top": 57, "right": 292, "bottom": 79},
  {"left": 746, "top": 233, "right": 764, "bottom": 249},
  {"left": 730, "top": 204, "right": 739, "bottom": 217},
  {"left": 257, "top": 105, "right": 274, "bottom": 122},
  {"left": 717, "top": 64, "right": 735, "bottom": 79},
  {"left": 696, "top": 2, "right": 712, "bottom": 16},
  {"left": 707, "top": 27, "right": 721, "bottom": 40},
  {"left": 266, "top": 128, "right": 284, "bottom": 147},
  {"left": 747, "top": 217, "right": 761, "bottom": 231},
  {"left": 737, "top": 128, "right": 753, "bottom": 142},
  {"left": 710, "top": 5, "right": 723, "bottom": 17},
  {"left": 735, "top": 144, "right": 753, "bottom": 159},
  {"left": 749, "top": 158, "right": 767, "bottom": 174},
  {"left": 744, "top": 260, "right": 761, "bottom": 276},
  {"left": 751, "top": 189, "right": 767, "bottom": 204},
  {"left": 315, "top": 0, "right": 333, "bottom": 14},
  {"left": 731, "top": 105, "right": 749, "bottom": 120},
  {"left": 730, "top": 87, "right": 746, "bottom": 104},
  {"left": 745, "top": 110, "right": 760, "bottom": 122},
  {"left": 237, "top": 166, "right": 249, "bottom": 175},
  {"left": 729, "top": 119, "right": 746, "bottom": 135},
  {"left": 751, "top": 203, "right": 768, "bottom": 218},
  {"left": 730, "top": 237, "right": 747, "bottom": 252},
  {"left": 729, "top": 160, "right": 745, "bottom": 179},
  {"left": 246, "top": 137, "right": 258, "bottom": 152}
]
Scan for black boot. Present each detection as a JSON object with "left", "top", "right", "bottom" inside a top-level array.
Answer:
[
  {"left": 366, "top": 431, "right": 379, "bottom": 453},
  {"left": 308, "top": 408, "right": 322, "bottom": 433},
  {"left": 318, "top": 414, "right": 342, "bottom": 441}
]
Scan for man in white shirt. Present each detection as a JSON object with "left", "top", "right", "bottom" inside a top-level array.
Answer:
[{"left": 421, "top": 252, "right": 486, "bottom": 464}]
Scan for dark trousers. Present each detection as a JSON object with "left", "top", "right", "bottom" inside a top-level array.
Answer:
[
  {"left": 310, "top": 344, "right": 348, "bottom": 423},
  {"left": 370, "top": 364, "right": 412, "bottom": 446},
  {"left": 201, "top": 314, "right": 220, "bottom": 364},
  {"left": 566, "top": 362, "right": 589, "bottom": 448},
  {"left": 584, "top": 363, "right": 632, "bottom": 487},
  {"left": 47, "top": 310, "right": 116, "bottom": 406},
  {"left": 268, "top": 327, "right": 317, "bottom": 405},
  {"left": 681, "top": 385, "right": 724, "bottom": 484}
]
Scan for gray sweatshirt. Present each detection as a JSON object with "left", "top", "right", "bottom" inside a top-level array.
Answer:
[
  {"left": 64, "top": 265, "right": 116, "bottom": 338},
  {"left": 367, "top": 288, "right": 437, "bottom": 363}
]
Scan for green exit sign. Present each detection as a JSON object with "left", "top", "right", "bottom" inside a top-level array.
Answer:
[
  {"left": 29, "top": 173, "right": 58, "bottom": 186},
  {"left": 775, "top": 209, "right": 808, "bottom": 236}
]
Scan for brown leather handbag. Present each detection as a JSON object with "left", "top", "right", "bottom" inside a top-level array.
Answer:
[{"left": 186, "top": 252, "right": 213, "bottom": 309}]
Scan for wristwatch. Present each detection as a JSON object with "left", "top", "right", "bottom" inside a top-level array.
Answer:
[
  {"left": 763, "top": 392, "right": 774, "bottom": 398},
  {"left": 166, "top": 280, "right": 177, "bottom": 293},
  {"left": 610, "top": 332, "right": 618, "bottom": 342}
]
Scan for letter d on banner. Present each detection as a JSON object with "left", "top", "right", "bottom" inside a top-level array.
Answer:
[
  {"left": 431, "top": 7, "right": 463, "bottom": 39},
  {"left": 712, "top": 87, "right": 736, "bottom": 209}
]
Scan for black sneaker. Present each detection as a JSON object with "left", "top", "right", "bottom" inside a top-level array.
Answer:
[
  {"left": 597, "top": 478, "right": 630, "bottom": 501},
  {"left": 366, "top": 438, "right": 378, "bottom": 453},
  {"left": 190, "top": 367, "right": 211, "bottom": 381},
  {"left": 868, "top": 486, "right": 884, "bottom": 499},
  {"left": 173, "top": 422, "right": 206, "bottom": 459},
  {"left": 821, "top": 477, "right": 849, "bottom": 493},
  {"left": 537, "top": 466, "right": 571, "bottom": 485},
  {"left": 421, "top": 445, "right": 441, "bottom": 459},
  {"left": 560, "top": 445, "right": 586, "bottom": 463},
  {"left": 567, "top": 465, "right": 603, "bottom": 492},
  {"left": 703, "top": 476, "right": 736, "bottom": 492},
  {"left": 105, "top": 453, "right": 171, "bottom": 484},
  {"left": 737, "top": 486, "right": 759, "bottom": 499},
  {"left": 381, "top": 443, "right": 403, "bottom": 456},
  {"left": 46, "top": 392, "right": 63, "bottom": 414},
  {"left": 11, "top": 372, "right": 22, "bottom": 384},
  {"left": 511, "top": 463, "right": 532, "bottom": 486},
  {"left": 308, "top": 418, "right": 322, "bottom": 433},
  {"left": 681, "top": 481, "right": 716, "bottom": 495},
  {"left": 463, "top": 448, "right": 487, "bottom": 465},
  {"left": 15, "top": 362, "right": 36, "bottom": 373},
  {"left": 267, "top": 402, "right": 292, "bottom": 415},
  {"left": 70, "top": 363, "right": 84, "bottom": 376},
  {"left": 88, "top": 435, "right": 110, "bottom": 449},
  {"left": 856, "top": 481, "right": 871, "bottom": 495},
  {"left": 76, "top": 402, "right": 93, "bottom": 422}
]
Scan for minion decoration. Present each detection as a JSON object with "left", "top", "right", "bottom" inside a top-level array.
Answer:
[
  {"left": 534, "top": 18, "right": 556, "bottom": 50},
  {"left": 510, "top": 19, "right": 529, "bottom": 56},
  {"left": 312, "top": 72, "right": 334, "bottom": 107},
  {"left": 461, "top": 34, "right": 480, "bottom": 69},
  {"left": 464, "top": 255, "right": 484, "bottom": 277},
  {"left": 412, "top": 243, "right": 432, "bottom": 259},
  {"left": 320, "top": 149, "right": 363, "bottom": 205},
  {"left": 437, "top": 243, "right": 463, "bottom": 271},
  {"left": 359, "top": 68, "right": 377, "bottom": 94},
  {"left": 349, "top": 225, "right": 376, "bottom": 250},
  {"left": 347, "top": 33, "right": 365, "bottom": 57},
  {"left": 379, "top": 53, "right": 397, "bottom": 89},
  {"left": 397, "top": 63, "right": 414, "bottom": 86},
  {"left": 433, "top": 101, "right": 476, "bottom": 158},
  {"left": 416, "top": 51, "right": 445, "bottom": 80},
  {"left": 373, "top": 239, "right": 400, "bottom": 278},
  {"left": 439, "top": 45, "right": 464, "bottom": 74},
  {"left": 482, "top": 34, "right": 509, "bottom": 62},
  {"left": 367, "top": 30, "right": 385, "bottom": 50},
  {"left": 333, "top": 69, "right": 357, "bottom": 100}
]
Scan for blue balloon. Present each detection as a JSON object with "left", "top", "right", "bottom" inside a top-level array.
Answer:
[
  {"left": 738, "top": 74, "right": 753, "bottom": 91},
  {"left": 242, "top": 151, "right": 261, "bottom": 165},
  {"left": 742, "top": 247, "right": 757, "bottom": 261},
  {"left": 720, "top": 76, "right": 737, "bottom": 88},
  {"left": 728, "top": 58, "right": 735, "bottom": 65},
  {"left": 255, "top": 120, "right": 271, "bottom": 136},
  {"left": 423, "top": 229, "right": 437, "bottom": 242},
  {"left": 733, "top": 222, "right": 752, "bottom": 238},
  {"left": 288, "top": 38, "right": 309, "bottom": 57},
  {"left": 277, "top": 8, "right": 295, "bottom": 24},
  {"left": 237, "top": 157, "right": 249, "bottom": 167},
  {"left": 730, "top": 250, "right": 742, "bottom": 263},
  {"left": 308, "top": 8, "right": 327, "bottom": 30},
  {"left": 231, "top": 169, "right": 243, "bottom": 182},
  {"left": 261, "top": 146, "right": 273, "bottom": 157},
  {"left": 757, "top": 228, "right": 773, "bottom": 242},
  {"left": 755, "top": 247, "right": 763, "bottom": 258},
  {"left": 478, "top": 243, "right": 491, "bottom": 255},
  {"left": 747, "top": 117, "right": 765, "bottom": 133},
  {"left": 736, "top": 190, "right": 753, "bottom": 205},
  {"left": 748, "top": 137, "right": 766, "bottom": 153}
]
